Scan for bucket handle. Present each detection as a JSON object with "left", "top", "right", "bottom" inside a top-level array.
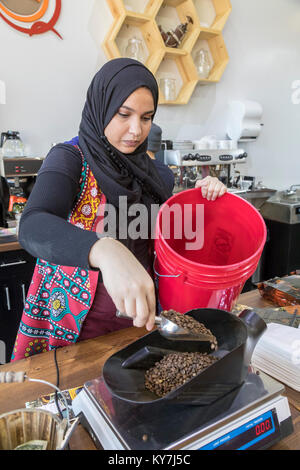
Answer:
[{"left": 153, "top": 252, "right": 181, "bottom": 278}]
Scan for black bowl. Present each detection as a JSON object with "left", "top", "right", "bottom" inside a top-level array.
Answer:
[{"left": 102, "top": 308, "right": 248, "bottom": 406}]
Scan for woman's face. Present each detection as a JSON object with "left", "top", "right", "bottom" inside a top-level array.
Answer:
[{"left": 104, "top": 87, "right": 155, "bottom": 154}]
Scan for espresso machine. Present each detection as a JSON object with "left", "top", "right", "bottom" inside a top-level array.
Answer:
[
  {"left": 0, "top": 131, "right": 44, "bottom": 227},
  {"left": 157, "top": 140, "right": 247, "bottom": 193},
  {"left": 0, "top": 156, "right": 44, "bottom": 227}
]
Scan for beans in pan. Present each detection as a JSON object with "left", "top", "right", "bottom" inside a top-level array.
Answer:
[{"left": 145, "top": 351, "right": 218, "bottom": 397}]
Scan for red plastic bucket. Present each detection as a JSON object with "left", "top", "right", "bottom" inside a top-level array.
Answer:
[{"left": 154, "top": 189, "right": 267, "bottom": 312}]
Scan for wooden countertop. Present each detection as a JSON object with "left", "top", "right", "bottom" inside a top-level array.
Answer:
[
  {"left": 0, "top": 230, "right": 21, "bottom": 252},
  {"left": 0, "top": 289, "right": 299, "bottom": 450},
  {"left": 0, "top": 241, "right": 21, "bottom": 252}
]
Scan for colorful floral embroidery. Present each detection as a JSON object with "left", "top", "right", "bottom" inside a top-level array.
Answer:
[
  {"left": 50, "top": 290, "right": 67, "bottom": 319},
  {"left": 24, "top": 339, "right": 48, "bottom": 357},
  {"left": 11, "top": 146, "right": 105, "bottom": 361}
]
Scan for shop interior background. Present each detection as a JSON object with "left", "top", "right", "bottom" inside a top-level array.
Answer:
[{"left": 0, "top": 0, "right": 300, "bottom": 189}]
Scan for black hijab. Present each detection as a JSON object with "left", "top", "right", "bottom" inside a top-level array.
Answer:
[{"left": 77, "top": 58, "right": 171, "bottom": 210}]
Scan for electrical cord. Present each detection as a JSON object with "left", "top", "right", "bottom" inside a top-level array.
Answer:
[
  {"left": 53, "top": 348, "right": 64, "bottom": 420},
  {"left": 53, "top": 348, "right": 72, "bottom": 450}
]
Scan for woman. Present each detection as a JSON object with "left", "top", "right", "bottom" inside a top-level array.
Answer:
[{"left": 12, "top": 58, "right": 226, "bottom": 361}]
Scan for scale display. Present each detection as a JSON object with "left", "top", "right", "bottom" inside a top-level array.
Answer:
[{"left": 199, "top": 409, "right": 280, "bottom": 450}]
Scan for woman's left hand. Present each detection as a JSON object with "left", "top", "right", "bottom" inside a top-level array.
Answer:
[{"left": 195, "top": 176, "right": 227, "bottom": 200}]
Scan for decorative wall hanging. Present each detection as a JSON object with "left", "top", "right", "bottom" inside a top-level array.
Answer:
[{"left": 0, "top": 0, "right": 62, "bottom": 39}]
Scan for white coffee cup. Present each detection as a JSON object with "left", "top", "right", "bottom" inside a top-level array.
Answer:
[
  {"left": 217, "top": 140, "right": 230, "bottom": 150},
  {"left": 227, "top": 140, "right": 237, "bottom": 150}
]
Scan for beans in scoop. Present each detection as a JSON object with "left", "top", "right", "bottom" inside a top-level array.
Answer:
[{"left": 161, "top": 309, "right": 218, "bottom": 350}]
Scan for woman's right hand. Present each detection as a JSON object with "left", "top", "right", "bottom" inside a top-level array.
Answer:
[{"left": 88, "top": 238, "right": 156, "bottom": 331}]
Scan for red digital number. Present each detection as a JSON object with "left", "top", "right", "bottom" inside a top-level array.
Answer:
[{"left": 255, "top": 419, "right": 272, "bottom": 436}]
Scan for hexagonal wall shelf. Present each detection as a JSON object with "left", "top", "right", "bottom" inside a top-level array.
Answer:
[
  {"left": 191, "top": 30, "right": 229, "bottom": 83},
  {"left": 156, "top": 52, "right": 198, "bottom": 104},
  {"left": 193, "top": 0, "right": 232, "bottom": 31},
  {"left": 155, "top": 0, "right": 199, "bottom": 52},
  {"left": 102, "top": 1, "right": 165, "bottom": 73},
  {"left": 102, "top": 0, "right": 231, "bottom": 105}
]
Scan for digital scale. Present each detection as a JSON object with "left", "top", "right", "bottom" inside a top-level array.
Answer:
[{"left": 72, "top": 369, "right": 293, "bottom": 450}]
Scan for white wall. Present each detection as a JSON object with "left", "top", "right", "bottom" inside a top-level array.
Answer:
[
  {"left": 0, "top": 0, "right": 110, "bottom": 152},
  {"left": 0, "top": 0, "right": 300, "bottom": 189}
]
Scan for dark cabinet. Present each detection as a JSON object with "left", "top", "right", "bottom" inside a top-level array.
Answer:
[
  {"left": 262, "top": 219, "right": 300, "bottom": 280},
  {"left": 0, "top": 249, "right": 35, "bottom": 363}
]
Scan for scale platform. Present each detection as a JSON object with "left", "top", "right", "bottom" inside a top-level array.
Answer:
[{"left": 72, "top": 369, "right": 293, "bottom": 450}]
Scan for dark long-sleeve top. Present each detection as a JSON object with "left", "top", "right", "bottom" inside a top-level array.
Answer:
[{"left": 19, "top": 138, "right": 174, "bottom": 270}]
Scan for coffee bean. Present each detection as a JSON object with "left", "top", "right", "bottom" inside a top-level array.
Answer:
[
  {"left": 145, "top": 351, "right": 218, "bottom": 397},
  {"left": 161, "top": 310, "right": 218, "bottom": 349}
]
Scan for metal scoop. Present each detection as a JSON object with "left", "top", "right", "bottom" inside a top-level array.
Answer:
[{"left": 116, "top": 310, "right": 216, "bottom": 343}]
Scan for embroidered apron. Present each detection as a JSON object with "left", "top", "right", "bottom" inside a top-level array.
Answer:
[{"left": 11, "top": 146, "right": 106, "bottom": 361}]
